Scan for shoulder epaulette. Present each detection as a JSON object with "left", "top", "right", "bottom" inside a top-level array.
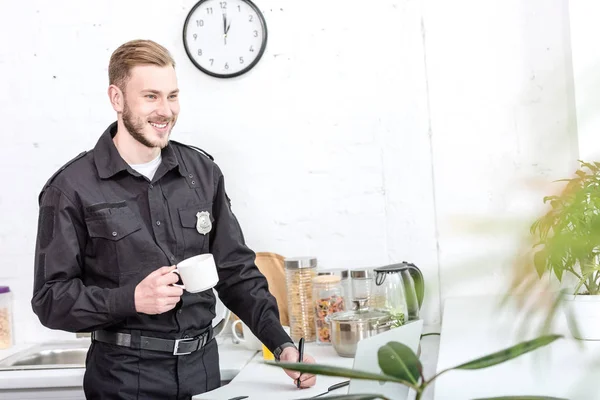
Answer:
[
  {"left": 170, "top": 140, "right": 214, "bottom": 161},
  {"left": 38, "top": 151, "right": 88, "bottom": 204}
]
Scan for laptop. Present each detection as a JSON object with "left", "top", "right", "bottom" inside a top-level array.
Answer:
[{"left": 348, "top": 319, "right": 424, "bottom": 400}]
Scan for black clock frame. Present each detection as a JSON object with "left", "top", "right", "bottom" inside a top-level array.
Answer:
[{"left": 182, "top": 0, "right": 268, "bottom": 78}]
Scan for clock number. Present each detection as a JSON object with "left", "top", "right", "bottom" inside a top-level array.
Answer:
[
  {"left": 198, "top": 49, "right": 203, "bottom": 56},
  {"left": 206, "top": 7, "right": 213, "bottom": 14},
  {"left": 253, "top": 30, "right": 258, "bottom": 37},
  {"left": 249, "top": 45, "right": 254, "bottom": 52},
  {"left": 196, "top": 20, "right": 204, "bottom": 27},
  {"left": 220, "top": 1, "right": 227, "bottom": 9},
  {"left": 225, "top": 62, "right": 229, "bottom": 70},
  {"left": 249, "top": 15, "right": 253, "bottom": 22},
  {"left": 209, "top": 59, "right": 214, "bottom": 66},
  {"left": 239, "top": 56, "right": 244, "bottom": 64},
  {"left": 193, "top": 33, "right": 198, "bottom": 40},
  {"left": 237, "top": 5, "right": 241, "bottom": 11}
]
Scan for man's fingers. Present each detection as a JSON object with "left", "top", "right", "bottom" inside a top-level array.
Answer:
[
  {"left": 284, "top": 369, "right": 300, "bottom": 380},
  {"left": 161, "top": 285, "right": 184, "bottom": 298},
  {"left": 153, "top": 266, "right": 176, "bottom": 276},
  {"left": 156, "top": 269, "right": 180, "bottom": 286},
  {"left": 302, "top": 355, "right": 315, "bottom": 363},
  {"left": 300, "top": 375, "right": 316, "bottom": 388}
]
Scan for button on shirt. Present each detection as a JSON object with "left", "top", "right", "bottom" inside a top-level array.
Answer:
[{"left": 32, "top": 122, "right": 290, "bottom": 352}]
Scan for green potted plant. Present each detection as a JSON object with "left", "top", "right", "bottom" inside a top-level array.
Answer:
[
  {"left": 267, "top": 334, "right": 564, "bottom": 400},
  {"left": 530, "top": 160, "right": 600, "bottom": 340}
]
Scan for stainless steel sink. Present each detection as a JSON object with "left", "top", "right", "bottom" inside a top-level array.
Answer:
[
  {"left": 0, "top": 340, "right": 90, "bottom": 371},
  {"left": 0, "top": 339, "right": 236, "bottom": 387}
]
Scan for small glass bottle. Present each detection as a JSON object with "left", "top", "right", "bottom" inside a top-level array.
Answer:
[
  {"left": 285, "top": 257, "right": 317, "bottom": 342},
  {"left": 0, "top": 286, "right": 13, "bottom": 349},
  {"left": 312, "top": 275, "right": 345, "bottom": 344}
]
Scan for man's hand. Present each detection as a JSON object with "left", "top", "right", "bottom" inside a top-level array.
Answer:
[
  {"left": 279, "top": 346, "right": 317, "bottom": 388},
  {"left": 134, "top": 266, "right": 183, "bottom": 314}
]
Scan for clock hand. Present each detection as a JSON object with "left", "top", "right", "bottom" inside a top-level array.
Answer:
[{"left": 222, "top": 13, "right": 227, "bottom": 35}]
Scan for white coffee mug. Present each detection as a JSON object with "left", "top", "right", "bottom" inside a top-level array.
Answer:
[
  {"left": 172, "top": 253, "right": 219, "bottom": 293},
  {"left": 231, "top": 320, "right": 263, "bottom": 351}
]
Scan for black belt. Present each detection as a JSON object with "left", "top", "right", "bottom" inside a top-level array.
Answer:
[{"left": 91, "top": 327, "right": 213, "bottom": 356}]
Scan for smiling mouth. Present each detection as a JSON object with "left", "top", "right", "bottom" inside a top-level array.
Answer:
[{"left": 149, "top": 121, "right": 168, "bottom": 129}]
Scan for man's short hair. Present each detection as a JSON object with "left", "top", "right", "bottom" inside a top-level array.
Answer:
[{"left": 108, "top": 39, "right": 175, "bottom": 90}]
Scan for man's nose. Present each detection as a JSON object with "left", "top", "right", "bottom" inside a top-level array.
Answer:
[{"left": 157, "top": 98, "right": 173, "bottom": 118}]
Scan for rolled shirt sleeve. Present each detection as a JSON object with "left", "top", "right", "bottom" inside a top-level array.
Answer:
[{"left": 32, "top": 185, "right": 138, "bottom": 332}]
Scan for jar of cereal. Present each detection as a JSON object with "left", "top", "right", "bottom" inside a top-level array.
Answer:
[
  {"left": 312, "top": 275, "right": 345, "bottom": 344},
  {"left": 285, "top": 257, "right": 317, "bottom": 342},
  {"left": 0, "top": 286, "right": 13, "bottom": 349}
]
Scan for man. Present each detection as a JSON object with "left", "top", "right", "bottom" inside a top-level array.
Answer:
[{"left": 31, "top": 39, "right": 315, "bottom": 399}]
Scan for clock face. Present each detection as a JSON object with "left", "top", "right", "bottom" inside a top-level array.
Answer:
[{"left": 183, "top": 0, "right": 268, "bottom": 78}]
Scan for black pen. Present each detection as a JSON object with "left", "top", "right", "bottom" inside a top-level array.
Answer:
[{"left": 297, "top": 337, "right": 305, "bottom": 388}]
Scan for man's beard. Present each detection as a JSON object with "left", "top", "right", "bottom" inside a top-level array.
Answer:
[{"left": 122, "top": 101, "right": 173, "bottom": 149}]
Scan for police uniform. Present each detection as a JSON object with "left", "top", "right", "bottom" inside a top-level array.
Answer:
[{"left": 32, "top": 122, "right": 293, "bottom": 399}]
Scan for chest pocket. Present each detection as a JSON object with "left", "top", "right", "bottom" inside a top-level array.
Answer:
[
  {"left": 178, "top": 203, "right": 213, "bottom": 259},
  {"left": 85, "top": 209, "right": 143, "bottom": 276}
]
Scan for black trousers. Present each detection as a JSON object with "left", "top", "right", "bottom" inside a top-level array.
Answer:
[{"left": 83, "top": 338, "right": 221, "bottom": 399}]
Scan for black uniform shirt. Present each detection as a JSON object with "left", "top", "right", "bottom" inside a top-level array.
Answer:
[{"left": 32, "top": 122, "right": 291, "bottom": 352}]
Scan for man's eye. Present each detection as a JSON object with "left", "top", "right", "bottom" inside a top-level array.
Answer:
[
  {"left": 146, "top": 95, "right": 157, "bottom": 99},
  {"left": 169, "top": 95, "right": 178, "bottom": 100}
]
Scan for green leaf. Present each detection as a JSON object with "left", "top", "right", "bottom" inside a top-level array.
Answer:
[
  {"left": 533, "top": 250, "right": 547, "bottom": 278},
  {"left": 452, "top": 335, "right": 562, "bottom": 370},
  {"left": 264, "top": 361, "right": 415, "bottom": 387},
  {"left": 293, "top": 394, "right": 390, "bottom": 400},
  {"left": 552, "top": 263, "right": 564, "bottom": 281},
  {"left": 377, "top": 341, "right": 422, "bottom": 385},
  {"left": 473, "top": 397, "right": 567, "bottom": 400}
]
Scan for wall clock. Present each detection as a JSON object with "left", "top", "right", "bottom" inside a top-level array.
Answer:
[{"left": 183, "top": 0, "right": 268, "bottom": 78}]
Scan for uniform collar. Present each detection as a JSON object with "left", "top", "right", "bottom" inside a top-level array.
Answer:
[{"left": 93, "top": 121, "right": 185, "bottom": 179}]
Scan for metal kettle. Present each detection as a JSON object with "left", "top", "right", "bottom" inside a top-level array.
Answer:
[{"left": 371, "top": 262, "right": 425, "bottom": 322}]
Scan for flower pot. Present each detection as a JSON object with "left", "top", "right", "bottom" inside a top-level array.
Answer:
[{"left": 562, "top": 294, "right": 600, "bottom": 340}]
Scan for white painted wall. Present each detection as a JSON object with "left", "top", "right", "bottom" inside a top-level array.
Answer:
[
  {"left": 425, "top": 0, "right": 579, "bottom": 300},
  {"left": 0, "top": 0, "right": 578, "bottom": 344},
  {"left": 570, "top": 0, "right": 600, "bottom": 162}
]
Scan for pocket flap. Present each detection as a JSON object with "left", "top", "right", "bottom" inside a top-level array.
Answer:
[{"left": 86, "top": 215, "right": 141, "bottom": 241}]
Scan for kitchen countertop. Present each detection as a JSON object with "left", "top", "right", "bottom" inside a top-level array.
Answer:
[
  {"left": 6, "top": 295, "right": 600, "bottom": 399},
  {"left": 196, "top": 325, "right": 441, "bottom": 400},
  {"left": 0, "top": 325, "right": 440, "bottom": 399}
]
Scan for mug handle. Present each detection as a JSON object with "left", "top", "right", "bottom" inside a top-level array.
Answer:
[
  {"left": 170, "top": 269, "right": 185, "bottom": 290},
  {"left": 231, "top": 319, "right": 245, "bottom": 342}
]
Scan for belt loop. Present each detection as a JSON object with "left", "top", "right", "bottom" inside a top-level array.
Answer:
[{"left": 130, "top": 329, "right": 141, "bottom": 349}]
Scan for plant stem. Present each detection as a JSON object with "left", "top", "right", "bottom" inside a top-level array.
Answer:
[
  {"left": 415, "top": 388, "right": 424, "bottom": 400},
  {"left": 426, "top": 367, "right": 452, "bottom": 383}
]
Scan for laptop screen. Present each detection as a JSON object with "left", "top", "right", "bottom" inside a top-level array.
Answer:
[{"left": 349, "top": 319, "right": 424, "bottom": 400}]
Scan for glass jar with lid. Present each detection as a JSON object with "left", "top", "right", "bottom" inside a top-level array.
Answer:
[
  {"left": 340, "top": 270, "right": 352, "bottom": 306},
  {"left": 285, "top": 257, "right": 317, "bottom": 342},
  {"left": 312, "top": 275, "right": 345, "bottom": 344},
  {"left": 349, "top": 268, "right": 374, "bottom": 306}
]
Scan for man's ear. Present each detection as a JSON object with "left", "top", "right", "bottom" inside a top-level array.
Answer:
[{"left": 108, "top": 84, "right": 124, "bottom": 113}]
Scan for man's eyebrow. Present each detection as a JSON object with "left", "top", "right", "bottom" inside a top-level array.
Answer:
[{"left": 141, "top": 89, "right": 180, "bottom": 95}]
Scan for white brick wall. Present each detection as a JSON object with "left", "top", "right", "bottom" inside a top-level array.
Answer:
[{"left": 0, "top": 0, "right": 578, "bottom": 344}]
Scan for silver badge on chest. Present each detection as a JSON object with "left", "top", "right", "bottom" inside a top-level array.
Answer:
[{"left": 196, "top": 211, "right": 212, "bottom": 235}]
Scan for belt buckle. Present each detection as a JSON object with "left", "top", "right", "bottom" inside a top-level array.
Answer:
[{"left": 173, "top": 337, "right": 196, "bottom": 356}]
